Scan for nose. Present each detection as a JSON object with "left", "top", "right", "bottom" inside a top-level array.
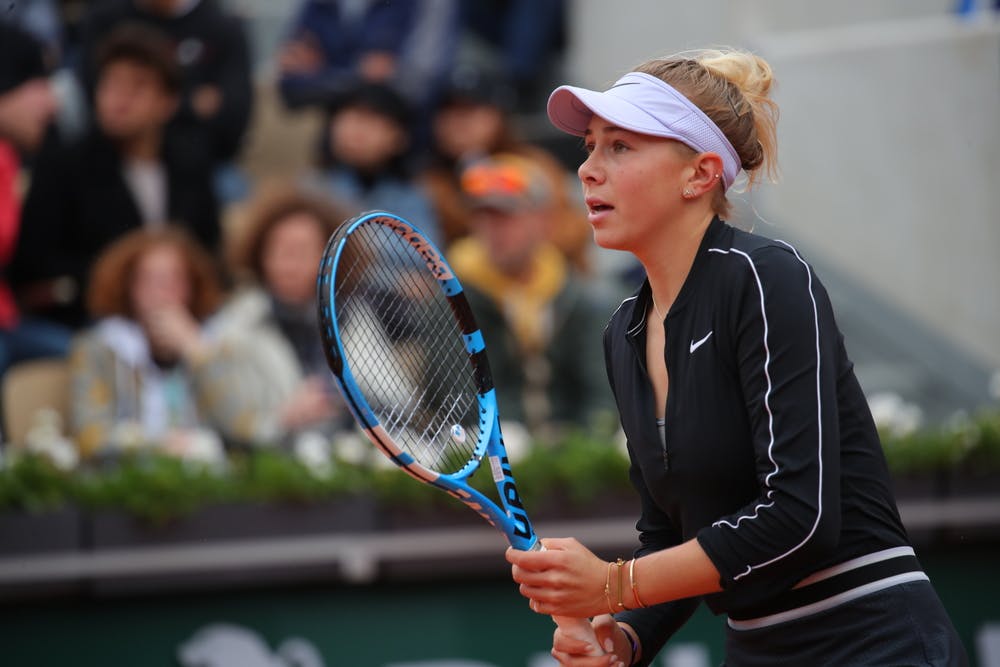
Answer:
[{"left": 577, "top": 151, "right": 603, "bottom": 185}]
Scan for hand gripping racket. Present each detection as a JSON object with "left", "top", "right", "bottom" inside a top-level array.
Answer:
[{"left": 317, "top": 211, "right": 602, "bottom": 654}]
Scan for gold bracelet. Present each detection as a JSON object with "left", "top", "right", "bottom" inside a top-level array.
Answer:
[
  {"left": 629, "top": 558, "right": 647, "bottom": 609},
  {"left": 603, "top": 558, "right": 627, "bottom": 612},
  {"left": 604, "top": 560, "right": 616, "bottom": 614},
  {"left": 615, "top": 558, "right": 628, "bottom": 610}
]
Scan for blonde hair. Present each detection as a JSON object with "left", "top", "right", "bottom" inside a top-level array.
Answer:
[{"left": 634, "top": 48, "right": 779, "bottom": 218}]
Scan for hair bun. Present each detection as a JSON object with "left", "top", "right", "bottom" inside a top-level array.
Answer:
[{"left": 699, "top": 50, "right": 775, "bottom": 104}]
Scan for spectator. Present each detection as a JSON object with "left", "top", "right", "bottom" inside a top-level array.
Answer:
[
  {"left": 0, "top": 22, "right": 73, "bottom": 375},
  {"left": 310, "top": 80, "right": 440, "bottom": 244},
  {"left": 219, "top": 183, "right": 356, "bottom": 449},
  {"left": 451, "top": 153, "right": 613, "bottom": 436},
  {"left": 0, "top": 0, "right": 63, "bottom": 67},
  {"left": 78, "top": 0, "right": 253, "bottom": 167},
  {"left": 9, "top": 23, "right": 220, "bottom": 330},
  {"left": 69, "top": 228, "right": 283, "bottom": 460},
  {"left": 277, "top": 0, "right": 459, "bottom": 115},
  {"left": 421, "top": 65, "right": 590, "bottom": 270},
  {"left": 458, "top": 0, "right": 567, "bottom": 109}
]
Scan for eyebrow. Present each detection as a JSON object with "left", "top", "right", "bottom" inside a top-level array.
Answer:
[{"left": 583, "top": 124, "right": 628, "bottom": 137}]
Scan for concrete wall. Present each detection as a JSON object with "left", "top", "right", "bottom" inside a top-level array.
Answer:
[
  {"left": 563, "top": 2, "right": 1000, "bottom": 369},
  {"left": 565, "top": 0, "right": 952, "bottom": 86},
  {"left": 754, "top": 16, "right": 1000, "bottom": 369}
]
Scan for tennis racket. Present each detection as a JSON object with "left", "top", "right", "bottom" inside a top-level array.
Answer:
[{"left": 316, "top": 211, "right": 602, "bottom": 653}]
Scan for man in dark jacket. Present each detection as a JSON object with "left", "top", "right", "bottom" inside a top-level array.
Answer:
[
  {"left": 10, "top": 23, "right": 220, "bottom": 329},
  {"left": 78, "top": 0, "right": 253, "bottom": 165}
]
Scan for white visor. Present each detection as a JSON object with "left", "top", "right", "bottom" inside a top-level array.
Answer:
[{"left": 547, "top": 71, "right": 742, "bottom": 189}]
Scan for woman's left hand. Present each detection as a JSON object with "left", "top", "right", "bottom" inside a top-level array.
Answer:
[{"left": 506, "top": 537, "right": 610, "bottom": 618}]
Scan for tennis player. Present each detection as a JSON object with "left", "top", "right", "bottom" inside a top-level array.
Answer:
[{"left": 506, "top": 49, "right": 968, "bottom": 666}]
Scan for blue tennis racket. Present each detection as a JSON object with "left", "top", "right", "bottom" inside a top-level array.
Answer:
[{"left": 317, "top": 211, "right": 601, "bottom": 652}]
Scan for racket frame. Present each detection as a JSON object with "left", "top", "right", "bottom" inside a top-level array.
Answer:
[{"left": 318, "top": 211, "right": 539, "bottom": 551}]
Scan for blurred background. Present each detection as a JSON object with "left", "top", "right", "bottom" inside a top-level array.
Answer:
[{"left": 0, "top": 1, "right": 997, "bottom": 665}]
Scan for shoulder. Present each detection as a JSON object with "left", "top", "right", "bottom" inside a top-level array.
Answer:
[
  {"left": 207, "top": 288, "right": 272, "bottom": 334},
  {"left": 35, "top": 127, "right": 103, "bottom": 166},
  {"left": 71, "top": 317, "right": 143, "bottom": 363},
  {"left": 707, "top": 225, "right": 815, "bottom": 286}
]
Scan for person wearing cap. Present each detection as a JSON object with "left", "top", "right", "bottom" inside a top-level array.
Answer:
[
  {"left": 422, "top": 65, "right": 591, "bottom": 270},
  {"left": 450, "top": 153, "right": 612, "bottom": 439},
  {"left": 506, "top": 50, "right": 966, "bottom": 666}
]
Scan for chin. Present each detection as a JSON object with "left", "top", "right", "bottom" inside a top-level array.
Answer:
[{"left": 592, "top": 228, "right": 629, "bottom": 253}]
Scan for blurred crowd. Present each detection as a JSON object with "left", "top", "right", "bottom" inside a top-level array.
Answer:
[{"left": 0, "top": 0, "right": 618, "bottom": 469}]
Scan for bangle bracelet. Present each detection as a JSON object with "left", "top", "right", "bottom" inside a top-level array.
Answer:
[
  {"left": 608, "top": 558, "right": 628, "bottom": 614},
  {"left": 606, "top": 558, "right": 629, "bottom": 614},
  {"left": 616, "top": 558, "right": 628, "bottom": 610},
  {"left": 604, "top": 560, "right": 616, "bottom": 615},
  {"left": 629, "top": 558, "right": 647, "bottom": 609}
]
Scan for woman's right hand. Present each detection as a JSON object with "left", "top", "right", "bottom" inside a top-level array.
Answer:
[
  {"left": 142, "top": 305, "right": 205, "bottom": 362},
  {"left": 552, "top": 615, "right": 634, "bottom": 667}
]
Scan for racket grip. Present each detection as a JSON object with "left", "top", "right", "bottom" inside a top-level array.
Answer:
[{"left": 533, "top": 542, "right": 605, "bottom": 657}]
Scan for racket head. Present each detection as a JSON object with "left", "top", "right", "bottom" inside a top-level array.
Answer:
[{"left": 316, "top": 211, "right": 497, "bottom": 485}]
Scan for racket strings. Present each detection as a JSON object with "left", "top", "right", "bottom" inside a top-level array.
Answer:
[{"left": 335, "top": 222, "right": 483, "bottom": 474}]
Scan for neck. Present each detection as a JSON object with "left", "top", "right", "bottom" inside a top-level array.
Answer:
[
  {"left": 118, "top": 129, "right": 163, "bottom": 162},
  {"left": 640, "top": 210, "right": 714, "bottom": 316}
]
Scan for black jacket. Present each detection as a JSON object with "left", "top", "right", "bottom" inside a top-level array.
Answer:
[
  {"left": 607, "top": 218, "right": 910, "bottom": 660},
  {"left": 9, "top": 126, "right": 219, "bottom": 328}
]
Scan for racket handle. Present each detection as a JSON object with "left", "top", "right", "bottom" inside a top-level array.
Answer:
[{"left": 533, "top": 542, "right": 605, "bottom": 656}]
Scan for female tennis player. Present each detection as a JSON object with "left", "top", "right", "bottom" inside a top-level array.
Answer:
[{"left": 505, "top": 49, "right": 967, "bottom": 666}]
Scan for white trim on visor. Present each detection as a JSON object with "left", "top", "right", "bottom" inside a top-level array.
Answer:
[{"left": 547, "top": 71, "right": 742, "bottom": 189}]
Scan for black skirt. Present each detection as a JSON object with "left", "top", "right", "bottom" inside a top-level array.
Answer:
[{"left": 722, "top": 580, "right": 968, "bottom": 666}]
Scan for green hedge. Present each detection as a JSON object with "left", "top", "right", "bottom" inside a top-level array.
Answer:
[
  {"left": 880, "top": 410, "right": 1000, "bottom": 473},
  {"left": 1, "top": 411, "right": 998, "bottom": 522}
]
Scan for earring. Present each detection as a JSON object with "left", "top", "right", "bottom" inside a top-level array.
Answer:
[{"left": 683, "top": 189, "right": 693, "bottom": 198}]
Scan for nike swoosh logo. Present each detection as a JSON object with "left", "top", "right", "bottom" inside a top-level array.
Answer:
[{"left": 690, "top": 331, "right": 713, "bottom": 353}]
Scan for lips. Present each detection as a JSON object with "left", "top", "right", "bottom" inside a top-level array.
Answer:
[{"left": 585, "top": 196, "right": 613, "bottom": 214}]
